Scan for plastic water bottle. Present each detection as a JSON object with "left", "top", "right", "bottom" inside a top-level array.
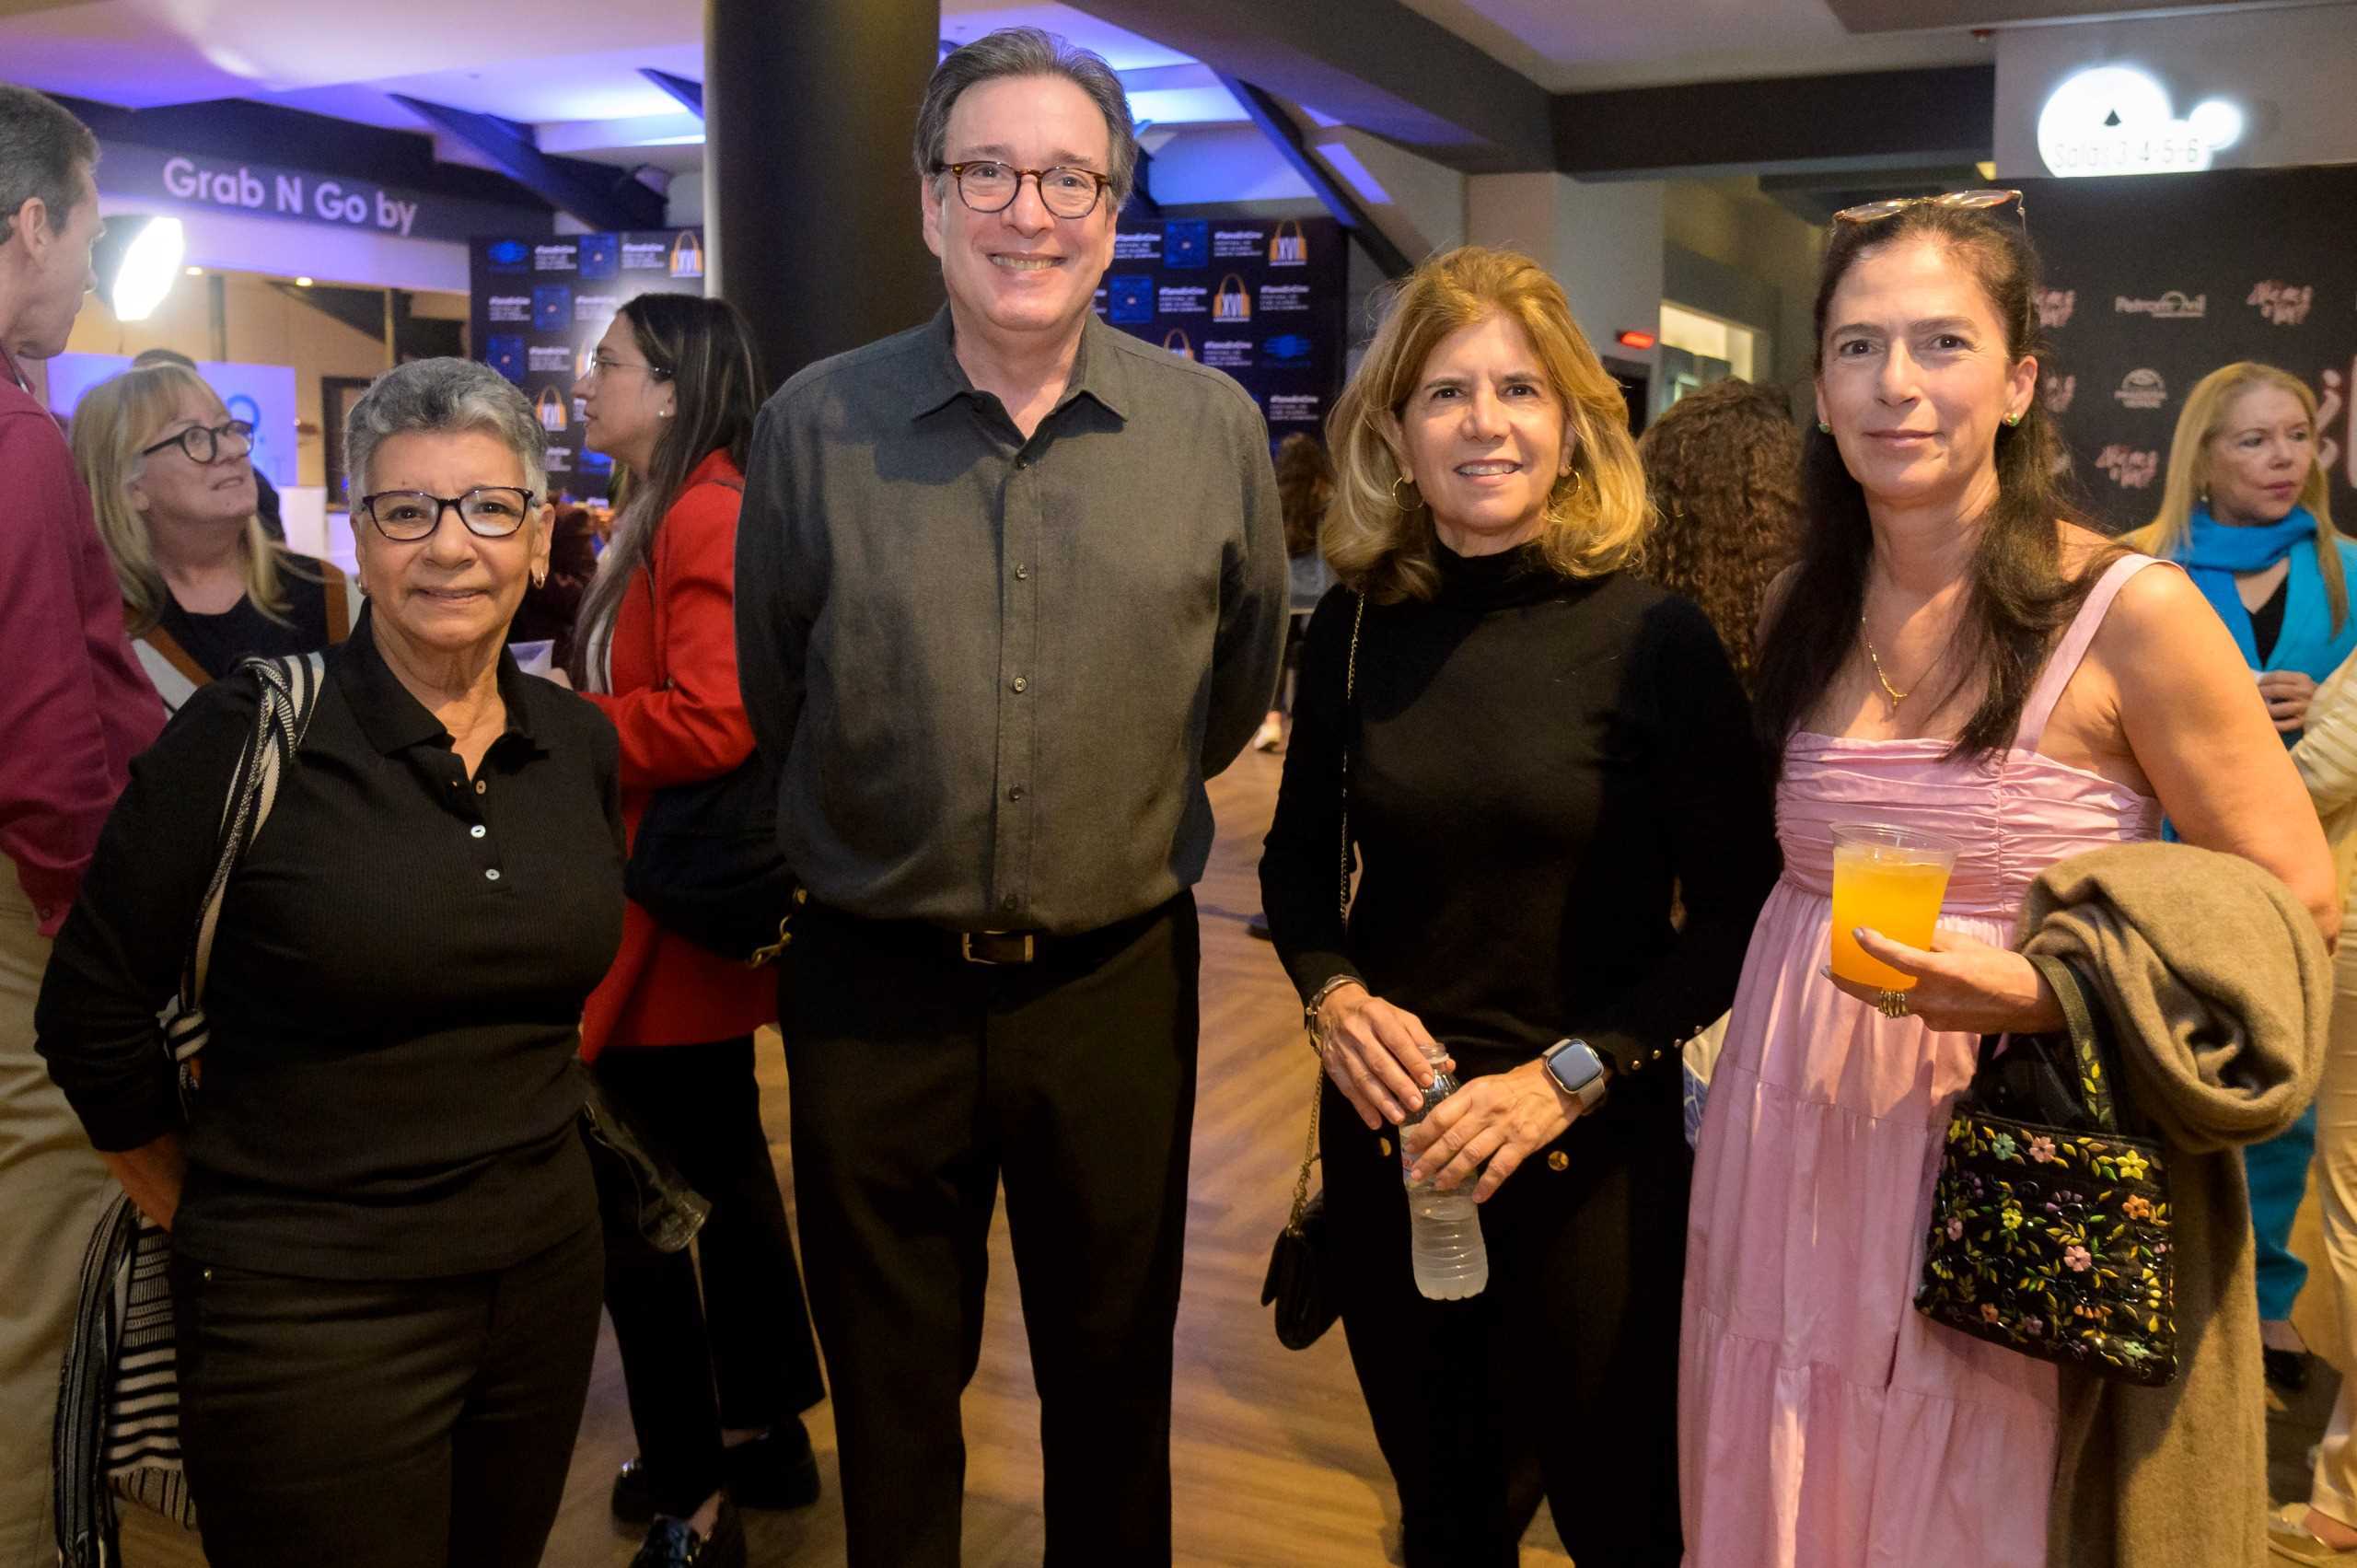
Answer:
[{"left": 1401, "top": 1045, "right": 1489, "bottom": 1300}]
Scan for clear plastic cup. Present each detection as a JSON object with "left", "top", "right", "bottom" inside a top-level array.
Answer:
[{"left": 1829, "top": 823, "right": 1959, "bottom": 990}]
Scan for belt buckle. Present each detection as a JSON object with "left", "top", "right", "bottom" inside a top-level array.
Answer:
[{"left": 960, "top": 931, "right": 1035, "bottom": 966}]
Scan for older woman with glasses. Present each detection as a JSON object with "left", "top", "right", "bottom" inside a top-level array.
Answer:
[
  {"left": 70, "top": 362, "right": 355, "bottom": 714},
  {"left": 37, "top": 357, "right": 625, "bottom": 1568}
]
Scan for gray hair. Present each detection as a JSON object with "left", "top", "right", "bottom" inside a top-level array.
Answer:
[
  {"left": 0, "top": 86, "right": 99, "bottom": 246},
  {"left": 913, "top": 28, "right": 1136, "bottom": 209},
  {"left": 344, "top": 357, "right": 548, "bottom": 504}
]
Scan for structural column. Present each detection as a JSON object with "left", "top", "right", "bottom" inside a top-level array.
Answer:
[{"left": 705, "top": 0, "right": 941, "bottom": 391}]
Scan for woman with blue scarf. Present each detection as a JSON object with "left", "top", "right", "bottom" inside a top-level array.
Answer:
[{"left": 2131, "top": 360, "right": 2356, "bottom": 1394}]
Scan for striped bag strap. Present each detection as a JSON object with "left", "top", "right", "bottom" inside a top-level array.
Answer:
[{"left": 162, "top": 652, "right": 329, "bottom": 1103}]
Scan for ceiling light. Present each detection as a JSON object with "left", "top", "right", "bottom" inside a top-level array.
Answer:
[
  {"left": 91, "top": 215, "right": 185, "bottom": 323},
  {"left": 295, "top": 276, "right": 314, "bottom": 287},
  {"left": 184, "top": 264, "right": 204, "bottom": 276}
]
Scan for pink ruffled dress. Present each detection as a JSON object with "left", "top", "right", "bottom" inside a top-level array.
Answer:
[{"left": 1678, "top": 555, "right": 2165, "bottom": 1567}]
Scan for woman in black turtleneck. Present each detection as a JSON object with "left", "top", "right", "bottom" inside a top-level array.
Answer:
[{"left": 1260, "top": 247, "right": 1780, "bottom": 1568}]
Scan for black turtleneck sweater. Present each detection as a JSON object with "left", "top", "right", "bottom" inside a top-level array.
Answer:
[{"left": 1260, "top": 544, "right": 1782, "bottom": 1097}]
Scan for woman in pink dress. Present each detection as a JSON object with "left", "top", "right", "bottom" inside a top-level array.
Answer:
[{"left": 1678, "top": 193, "right": 2338, "bottom": 1567}]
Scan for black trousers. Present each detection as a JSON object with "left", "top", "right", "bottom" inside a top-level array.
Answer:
[
  {"left": 595, "top": 1035, "right": 828, "bottom": 1518},
  {"left": 1321, "top": 1065, "right": 1690, "bottom": 1568},
  {"left": 170, "top": 1219, "right": 602, "bottom": 1568},
  {"left": 782, "top": 895, "right": 1201, "bottom": 1568}
]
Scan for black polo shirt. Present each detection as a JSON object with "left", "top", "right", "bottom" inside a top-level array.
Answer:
[{"left": 37, "top": 606, "right": 625, "bottom": 1280}]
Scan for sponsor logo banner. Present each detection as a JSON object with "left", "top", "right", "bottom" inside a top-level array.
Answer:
[
  {"left": 2248, "top": 281, "right": 2314, "bottom": 325},
  {"left": 470, "top": 228, "right": 706, "bottom": 504},
  {"left": 2114, "top": 368, "right": 2168, "bottom": 410},
  {"left": 2096, "top": 445, "right": 2161, "bottom": 488},
  {"left": 2114, "top": 290, "right": 2206, "bottom": 319}
]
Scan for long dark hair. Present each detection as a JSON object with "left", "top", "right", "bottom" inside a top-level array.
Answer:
[
  {"left": 1749, "top": 202, "right": 2107, "bottom": 764},
  {"left": 569, "top": 293, "right": 765, "bottom": 686},
  {"left": 1274, "top": 432, "right": 1333, "bottom": 560}
]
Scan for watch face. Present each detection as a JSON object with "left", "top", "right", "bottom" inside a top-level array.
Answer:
[{"left": 1550, "top": 1040, "right": 1604, "bottom": 1091}]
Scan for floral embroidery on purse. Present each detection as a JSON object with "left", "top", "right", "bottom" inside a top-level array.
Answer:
[{"left": 1914, "top": 958, "right": 2177, "bottom": 1386}]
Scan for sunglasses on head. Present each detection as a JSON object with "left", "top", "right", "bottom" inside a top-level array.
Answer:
[{"left": 1831, "top": 189, "right": 2026, "bottom": 226}]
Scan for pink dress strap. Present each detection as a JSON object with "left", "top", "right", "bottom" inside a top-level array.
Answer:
[{"left": 2012, "top": 552, "right": 2165, "bottom": 754}]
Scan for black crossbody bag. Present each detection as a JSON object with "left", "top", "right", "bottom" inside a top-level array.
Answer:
[{"left": 615, "top": 476, "right": 798, "bottom": 967}]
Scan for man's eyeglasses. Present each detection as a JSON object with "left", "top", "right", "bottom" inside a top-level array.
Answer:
[
  {"left": 933, "top": 161, "right": 1111, "bottom": 220},
  {"left": 586, "top": 354, "right": 672, "bottom": 382},
  {"left": 359, "top": 487, "right": 537, "bottom": 541},
  {"left": 140, "top": 420, "right": 254, "bottom": 465},
  {"left": 1832, "top": 189, "right": 2026, "bottom": 226}
]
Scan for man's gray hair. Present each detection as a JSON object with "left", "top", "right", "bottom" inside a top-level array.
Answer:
[
  {"left": 0, "top": 86, "right": 99, "bottom": 247},
  {"left": 344, "top": 357, "right": 548, "bottom": 504},
  {"left": 912, "top": 28, "right": 1137, "bottom": 209}
]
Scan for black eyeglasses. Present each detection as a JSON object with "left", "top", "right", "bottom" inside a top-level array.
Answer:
[
  {"left": 140, "top": 419, "right": 254, "bottom": 464},
  {"left": 360, "top": 487, "right": 537, "bottom": 541},
  {"left": 1832, "top": 189, "right": 2026, "bottom": 227},
  {"left": 933, "top": 161, "right": 1111, "bottom": 219}
]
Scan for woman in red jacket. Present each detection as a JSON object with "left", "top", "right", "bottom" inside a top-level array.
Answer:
[{"left": 571, "top": 294, "right": 824, "bottom": 1568}]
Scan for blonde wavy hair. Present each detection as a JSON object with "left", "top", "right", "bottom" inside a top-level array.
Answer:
[
  {"left": 1323, "top": 245, "right": 1648, "bottom": 602},
  {"left": 69, "top": 364, "right": 289, "bottom": 634},
  {"left": 2125, "top": 360, "right": 2343, "bottom": 632}
]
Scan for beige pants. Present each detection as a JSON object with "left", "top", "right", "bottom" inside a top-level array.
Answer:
[
  {"left": 0, "top": 871, "right": 114, "bottom": 1567},
  {"left": 2311, "top": 915, "right": 2357, "bottom": 1526}
]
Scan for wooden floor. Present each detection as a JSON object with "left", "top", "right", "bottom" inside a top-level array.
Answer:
[{"left": 121, "top": 747, "right": 1577, "bottom": 1566}]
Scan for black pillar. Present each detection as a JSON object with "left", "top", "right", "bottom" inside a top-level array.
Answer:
[{"left": 705, "top": 0, "right": 941, "bottom": 392}]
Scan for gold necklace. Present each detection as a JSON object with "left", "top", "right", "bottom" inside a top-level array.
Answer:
[{"left": 1859, "top": 617, "right": 1913, "bottom": 714}]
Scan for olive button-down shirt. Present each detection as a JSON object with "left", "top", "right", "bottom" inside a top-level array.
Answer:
[{"left": 736, "top": 307, "right": 1288, "bottom": 935}]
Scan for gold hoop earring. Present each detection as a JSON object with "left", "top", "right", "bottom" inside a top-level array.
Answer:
[
  {"left": 1392, "top": 474, "right": 1419, "bottom": 511},
  {"left": 530, "top": 567, "right": 547, "bottom": 589}
]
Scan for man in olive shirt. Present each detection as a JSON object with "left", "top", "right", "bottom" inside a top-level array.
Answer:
[{"left": 734, "top": 28, "right": 1285, "bottom": 1568}]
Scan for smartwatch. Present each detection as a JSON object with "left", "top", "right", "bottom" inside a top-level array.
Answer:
[{"left": 1540, "top": 1037, "right": 1610, "bottom": 1112}]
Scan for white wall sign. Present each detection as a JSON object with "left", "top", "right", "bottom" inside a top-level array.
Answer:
[{"left": 2037, "top": 65, "right": 2244, "bottom": 178}]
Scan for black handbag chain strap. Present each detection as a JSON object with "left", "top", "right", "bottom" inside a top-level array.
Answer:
[{"left": 1285, "top": 592, "right": 1365, "bottom": 1237}]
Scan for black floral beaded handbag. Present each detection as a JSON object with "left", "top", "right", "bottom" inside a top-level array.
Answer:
[
  {"left": 1261, "top": 594, "right": 1364, "bottom": 1353},
  {"left": 1915, "top": 956, "right": 2177, "bottom": 1387}
]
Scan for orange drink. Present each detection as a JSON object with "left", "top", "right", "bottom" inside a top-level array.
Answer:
[{"left": 1829, "top": 824, "right": 1958, "bottom": 990}]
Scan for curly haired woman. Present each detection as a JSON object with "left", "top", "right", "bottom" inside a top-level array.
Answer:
[{"left": 1636, "top": 377, "right": 1803, "bottom": 691}]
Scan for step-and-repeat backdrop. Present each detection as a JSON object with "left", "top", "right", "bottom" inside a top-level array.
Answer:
[
  {"left": 1092, "top": 215, "right": 1348, "bottom": 442},
  {"left": 2020, "top": 167, "right": 2357, "bottom": 531},
  {"left": 468, "top": 229, "right": 706, "bottom": 502},
  {"left": 470, "top": 215, "right": 1349, "bottom": 496}
]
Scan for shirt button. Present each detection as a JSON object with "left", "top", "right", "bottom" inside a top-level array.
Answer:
[
  {"left": 1010, "top": 676, "right": 1028, "bottom": 693},
  {"left": 1006, "top": 785, "right": 1026, "bottom": 801},
  {"left": 1000, "top": 894, "right": 1018, "bottom": 913},
  {"left": 474, "top": 781, "right": 487, "bottom": 795},
  {"left": 470, "top": 824, "right": 486, "bottom": 839},
  {"left": 1014, "top": 564, "right": 1030, "bottom": 580},
  {"left": 485, "top": 868, "right": 502, "bottom": 882}
]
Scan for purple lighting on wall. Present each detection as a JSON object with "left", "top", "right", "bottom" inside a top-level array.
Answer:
[{"left": 1313, "top": 142, "right": 1390, "bottom": 206}]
